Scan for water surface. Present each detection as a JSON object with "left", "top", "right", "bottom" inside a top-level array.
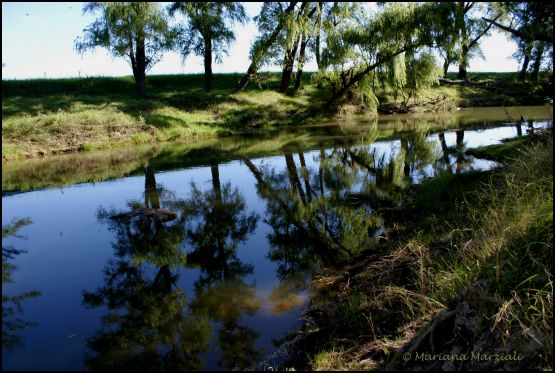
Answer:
[{"left": 2, "top": 106, "right": 552, "bottom": 370}]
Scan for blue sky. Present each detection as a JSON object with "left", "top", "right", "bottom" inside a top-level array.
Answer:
[{"left": 2, "top": 2, "right": 520, "bottom": 80}]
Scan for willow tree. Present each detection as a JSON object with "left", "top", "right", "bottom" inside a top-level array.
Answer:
[
  {"left": 315, "top": 2, "right": 445, "bottom": 109},
  {"left": 278, "top": 2, "right": 321, "bottom": 94},
  {"left": 491, "top": 2, "right": 553, "bottom": 81},
  {"left": 234, "top": 2, "right": 298, "bottom": 93},
  {"left": 430, "top": 2, "right": 460, "bottom": 77},
  {"left": 454, "top": 2, "right": 503, "bottom": 80},
  {"left": 75, "top": 2, "right": 176, "bottom": 98},
  {"left": 484, "top": 2, "right": 553, "bottom": 45},
  {"left": 169, "top": 2, "right": 247, "bottom": 92}
]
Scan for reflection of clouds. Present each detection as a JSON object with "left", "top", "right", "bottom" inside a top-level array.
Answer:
[
  {"left": 268, "top": 292, "right": 307, "bottom": 315},
  {"left": 190, "top": 280, "right": 261, "bottom": 320},
  {"left": 256, "top": 287, "right": 309, "bottom": 316}
]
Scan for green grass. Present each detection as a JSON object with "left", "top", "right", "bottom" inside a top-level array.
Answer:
[
  {"left": 2, "top": 73, "right": 330, "bottom": 159},
  {"left": 2, "top": 71, "right": 552, "bottom": 159}
]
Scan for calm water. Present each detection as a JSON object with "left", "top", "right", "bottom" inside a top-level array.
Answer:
[{"left": 2, "top": 106, "right": 552, "bottom": 370}]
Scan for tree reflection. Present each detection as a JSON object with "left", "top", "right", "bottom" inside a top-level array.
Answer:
[
  {"left": 183, "top": 159, "right": 262, "bottom": 370},
  {"left": 183, "top": 159, "right": 258, "bottom": 287},
  {"left": 437, "top": 132, "right": 453, "bottom": 174},
  {"left": 243, "top": 141, "right": 384, "bottom": 277},
  {"left": 455, "top": 130, "right": 467, "bottom": 175},
  {"left": 2, "top": 218, "right": 41, "bottom": 350},
  {"left": 85, "top": 164, "right": 210, "bottom": 370},
  {"left": 399, "top": 124, "right": 440, "bottom": 182},
  {"left": 243, "top": 123, "right": 440, "bottom": 288},
  {"left": 433, "top": 130, "right": 470, "bottom": 175},
  {"left": 87, "top": 160, "right": 262, "bottom": 370}
]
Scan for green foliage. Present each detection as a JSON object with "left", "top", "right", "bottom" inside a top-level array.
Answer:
[
  {"left": 315, "top": 2, "right": 446, "bottom": 108},
  {"left": 169, "top": 2, "right": 247, "bottom": 63},
  {"left": 250, "top": 2, "right": 319, "bottom": 69},
  {"left": 75, "top": 2, "right": 176, "bottom": 72},
  {"left": 332, "top": 293, "right": 367, "bottom": 335},
  {"left": 405, "top": 53, "right": 442, "bottom": 93},
  {"left": 250, "top": 2, "right": 292, "bottom": 67}
]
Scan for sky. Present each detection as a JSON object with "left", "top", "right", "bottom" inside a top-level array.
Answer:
[{"left": 2, "top": 2, "right": 521, "bottom": 80}]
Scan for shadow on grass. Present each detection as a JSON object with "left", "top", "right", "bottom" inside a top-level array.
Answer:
[
  {"left": 2, "top": 73, "right": 306, "bottom": 122},
  {"left": 167, "top": 92, "right": 242, "bottom": 111},
  {"left": 142, "top": 114, "right": 189, "bottom": 129}
]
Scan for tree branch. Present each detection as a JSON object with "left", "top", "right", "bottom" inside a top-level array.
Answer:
[{"left": 482, "top": 17, "right": 553, "bottom": 44}]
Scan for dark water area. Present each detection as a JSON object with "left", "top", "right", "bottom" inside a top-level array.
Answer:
[{"left": 2, "top": 106, "right": 552, "bottom": 370}]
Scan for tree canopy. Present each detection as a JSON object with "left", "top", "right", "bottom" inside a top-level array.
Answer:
[
  {"left": 72, "top": 2, "right": 552, "bottom": 109},
  {"left": 75, "top": 2, "right": 176, "bottom": 97},
  {"left": 169, "top": 2, "right": 247, "bottom": 92}
]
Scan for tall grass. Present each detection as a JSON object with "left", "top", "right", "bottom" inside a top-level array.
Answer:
[
  {"left": 304, "top": 131, "right": 553, "bottom": 370},
  {"left": 396, "top": 135, "right": 553, "bottom": 368}
]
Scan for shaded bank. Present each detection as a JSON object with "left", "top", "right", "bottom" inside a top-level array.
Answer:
[{"left": 278, "top": 129, "right": 553, "bottom": 371}]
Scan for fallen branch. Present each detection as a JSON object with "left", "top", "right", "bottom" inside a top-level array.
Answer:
[{"left": 378, "top": 95, "right": 447, "bottom": 114}]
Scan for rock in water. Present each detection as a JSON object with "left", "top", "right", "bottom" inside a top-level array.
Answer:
[{"left": 110, "top": 208, "right": 177, "bottom": 222}]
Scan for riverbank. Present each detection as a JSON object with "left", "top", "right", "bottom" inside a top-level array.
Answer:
[
  {"left": 279, "top": 129, "right": 553, "bottom": 370},
  {"left": 2, "top": 72, "right": 552, "bottom": 160},
  {"left": 3, "top": 107, "right": 552, "bottom": 196}
]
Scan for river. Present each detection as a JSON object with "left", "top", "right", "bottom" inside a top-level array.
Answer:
[{"left": 2, "top": 106, "right": 552, "bottom": 370}]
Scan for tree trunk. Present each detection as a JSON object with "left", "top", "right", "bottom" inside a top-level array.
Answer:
[
  {"left": 145, "top": 165, "right": 160, "bottom": 209},
  {"left": 134, "top": 70, "right": 146, "bottom": 98},
  {"left": 315, "top": 2, "right": 322, "bottom": 70},
  {"left": 279, "top": 34, "right": 301, "bottom": 93},
  {"left": 134, "top": 29, "right": 147, "bottom": 98},
  {"left": 204, "top": 36, "right": 213, "bottom": 92},
  {"left": 455, "top": 130, "right": 464, "bottom": 148},
  {"left": 210, "top": 159, "right": 222, "bottom": 207},
  {"left": 400, "top": 138, "right": 410, "bottom": 178},
  {"left": 443, "top": 55, "right": 450, "bottom": 77},
  {"left": 284, "top": 150, "right": 307, "bottom": 205},
  {"left": 443, "top": 48, "right": 453, "bottom": 78},
  {"left": 438, "top": 133, "right": 452, "bottom": 173},
  {"left": 516, "top": 121, "right": 523, "bottom": 137},
  {"left": 293, "top": 36, "right": 308, "bottom": 93},
  {"left": 458, "top": 44, "right": 468, "bottom": 80},
  {"left": 455, "top": 130, "right": 465, "bottom": 175},
  {"left": 234, "top": 2, "right": 298, "bottom": 93},
  {"left": 153, "top": 265, "right": 173, "bottom": 293},
  {"left": 519, "top": 52, "right": 531, "bottom": 81},
  {"left": 297, "top": 145, "right": 311, "bottom": 201},
  {"left": 531, "top": 42, "right": 544, "bottom": 81},
  {"left": 457, "top": 3, "right": 469, "bottom": 81}
]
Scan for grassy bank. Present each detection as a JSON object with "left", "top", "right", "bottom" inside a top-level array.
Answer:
[
  {"left": 2, "top": 71, "right": 552, "bottom": 160},
  {"left": 287, "top": 130, "right": 553, "bottom": 370},
  {"left": 5, "top": 111, "right": 553, "bottom": 196}
]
